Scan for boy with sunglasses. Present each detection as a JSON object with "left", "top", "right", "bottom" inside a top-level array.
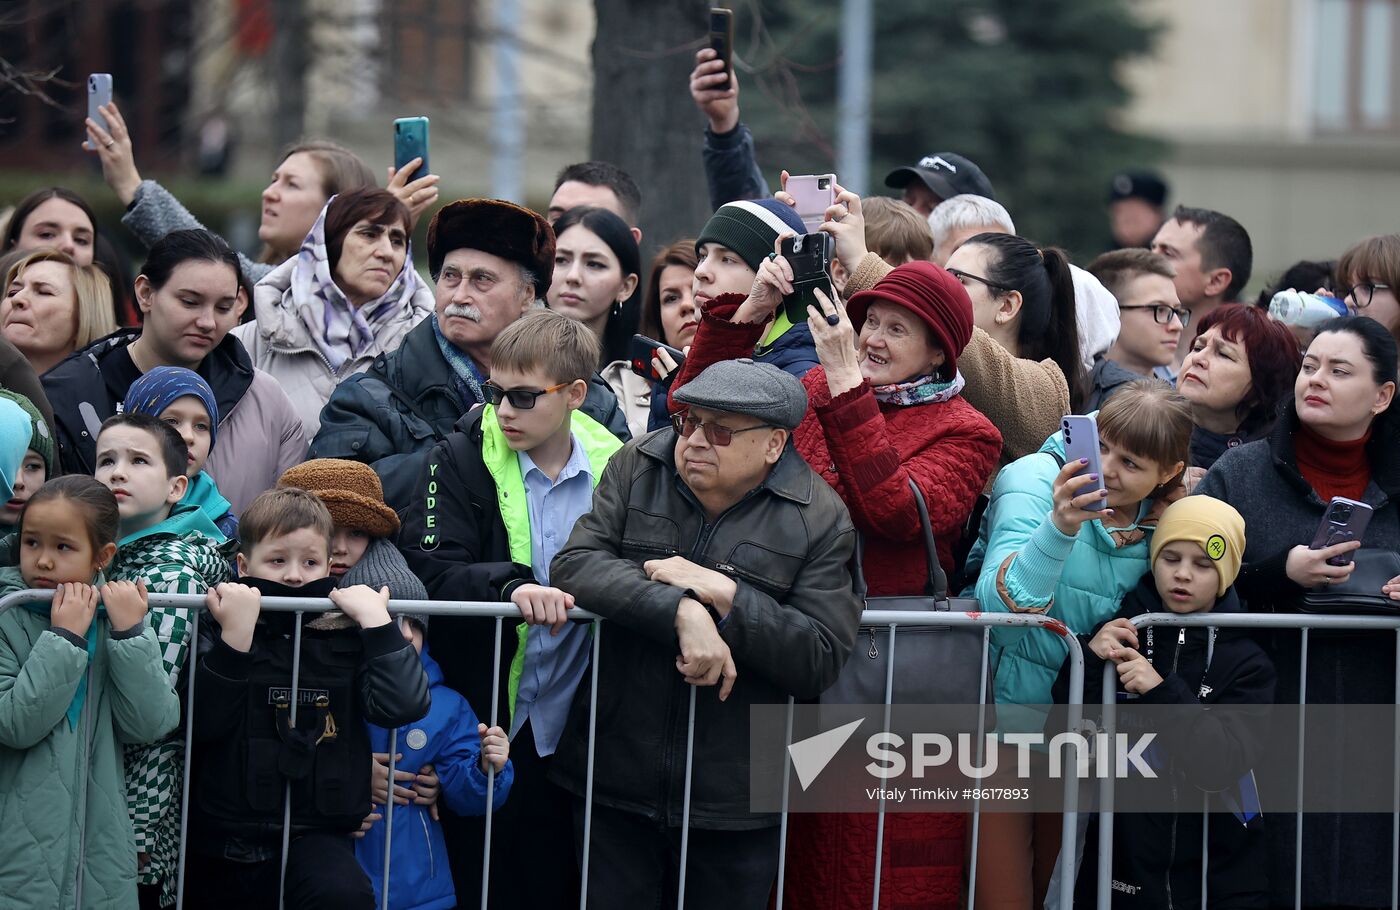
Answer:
[{"left": 401, "top": 309, "right": 622, "bottom": 909}]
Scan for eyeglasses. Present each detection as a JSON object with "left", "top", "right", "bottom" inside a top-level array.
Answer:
[
  {"left": 671, "top": 413, "right": 771, "bottom": 446},
  {"left": 1119, "top": 303, "right": 1192, "bottom": 327},
  {"left": 482, "top": 381, "right": 571, "bottom": 410},
  {"left": 946, "top": 267, "right": 1015, "bottom": 295},
  {"left": 1343, "top": 282, "right": 1391, "bottom": 310}
]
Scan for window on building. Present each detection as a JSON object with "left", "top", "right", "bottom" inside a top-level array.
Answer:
[{"left": 1314, "top": 0, "right": 1400, "bottom": 133}]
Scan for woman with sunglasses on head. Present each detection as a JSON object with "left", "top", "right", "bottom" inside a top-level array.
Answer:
[{"left": 671, "top": 251, "right": 1002, "bottom": 909}]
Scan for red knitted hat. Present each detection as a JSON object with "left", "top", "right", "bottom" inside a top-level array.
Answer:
[{"left": 845, "top": 261, "right": 975, "bottom": 376}]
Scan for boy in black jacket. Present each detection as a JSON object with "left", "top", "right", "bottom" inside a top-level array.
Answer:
[
  {"left": 1058, "top": 495, "right": 1276, "bottom": 909},
  {"left": 185, "top": 488, "right": 430, "bottom": 909}
]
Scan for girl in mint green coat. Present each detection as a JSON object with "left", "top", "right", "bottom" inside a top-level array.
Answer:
[
  {"left": 0, "top": 476, "right": 180, "bottom": 909},
  {"left": 963, "top": 380, "right": 1192, "bottom": 909}
]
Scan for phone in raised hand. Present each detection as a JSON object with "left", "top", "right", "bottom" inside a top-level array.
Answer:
[
  {"left": 786, "top": 174, "right": 837, "bottom": 233},
  {"left": 393, "top": 117, "right": 430, "bottom": 183},
  {"left": 708, "top": 8, "right": 734, "bottom": 91},
  {"left": 1061, "top": 415, "right": 1107, "bottom": 512},
  {"left": 84, "top": 74, "right": 113, "bottom": 150}
]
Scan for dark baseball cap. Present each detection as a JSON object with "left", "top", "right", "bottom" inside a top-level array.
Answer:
[
  {"left": 885, "top": 153, "right": 996, "bottom": 203},
  {"left": 1107, "top": 171, "right": 1169, "bottom": 207}
]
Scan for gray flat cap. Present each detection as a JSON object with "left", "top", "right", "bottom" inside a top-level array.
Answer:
[{"left": 673, "top": 358, "right": 808, "bottom": 430}]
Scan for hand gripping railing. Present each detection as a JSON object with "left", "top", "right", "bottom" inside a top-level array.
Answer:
[
  {"left": 0, "top": 592, "right": 1085, "bottom": 910},
  {"left": 1094, "top": 612, "right": 1400, "bottom": 910}
]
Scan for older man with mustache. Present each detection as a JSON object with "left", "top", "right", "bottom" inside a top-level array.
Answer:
[{"left": 310, "top": 199, "right": 630, "bottom": 510}]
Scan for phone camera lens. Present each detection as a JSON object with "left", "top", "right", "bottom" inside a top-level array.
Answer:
[
  {"left": 1335, "top": 505, "right": 1352, "bottom": 522},
  {"left": 818, "top": 178, "right": 830, "bottom": 190}
]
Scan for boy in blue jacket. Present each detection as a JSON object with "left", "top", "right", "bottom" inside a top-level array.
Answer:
[{"left": 355, "top": 615, "right": 513, "bottom": 910}]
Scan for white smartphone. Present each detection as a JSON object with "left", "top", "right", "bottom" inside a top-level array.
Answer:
[
  {"left": 85, "top": 73, "right": 113, "bottom": 150},
  {"left": 786, "top": 174, "right": 837, "bottom": 233},
  {"left": 1061, "top": 415, "right": 1107, "bottom": 512}
]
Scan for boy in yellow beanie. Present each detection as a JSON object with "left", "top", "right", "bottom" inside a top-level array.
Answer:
[{"left": 1058, "top": 495, "right": 1276, "bottom": 906}]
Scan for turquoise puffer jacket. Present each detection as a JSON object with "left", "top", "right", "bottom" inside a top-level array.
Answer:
[{"left": 965, "top": 428, "right": 1158, "bottom": 734}]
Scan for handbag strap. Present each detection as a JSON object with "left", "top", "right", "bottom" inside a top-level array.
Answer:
[{"left": 852, "top": 478, "right": 951, "bottom": 602}]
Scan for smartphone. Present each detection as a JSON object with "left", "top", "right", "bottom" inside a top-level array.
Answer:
[
  {"left": 84, "top": 73, "right": 113, "bottom": 150},
  {"left": 709, "top": 8, "right": 734, "bottom": 91},
  {"left": 779, "top": 232, "right": 835, "bottom": 325},
  {"left": 1310, "top": 496, "right": 1374, "bottom": 566},
  {"left": 393, "top": 117, "right": 430, "bottom": 183},
  {"left": 629, "top": 334, "right": 686, "bottom": 383},
  {"left": 1061, "top": 416, "right": 1107, "bottom": 512},
  {"left": 786, "top": 174, "right": 837, "bottom": 233}
]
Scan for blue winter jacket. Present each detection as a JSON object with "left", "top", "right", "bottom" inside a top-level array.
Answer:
[
  {"left": 964, "top": 426, "right": 1159, "bottom": 735},
  {"left": 355, "top": 649, "right": 514, "bottom": 910}
]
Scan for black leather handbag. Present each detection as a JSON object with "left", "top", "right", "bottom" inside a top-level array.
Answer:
[
  {"left": 820, "top": 480, "right": 997, "bottom": 729},
  {"left": 1300, "top": 548, "right": 1400, "bottom": 614}
]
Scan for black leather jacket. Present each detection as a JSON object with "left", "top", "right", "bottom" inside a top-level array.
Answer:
[{"left": 548, "top": 428, "right": 861, "bottom": 829}]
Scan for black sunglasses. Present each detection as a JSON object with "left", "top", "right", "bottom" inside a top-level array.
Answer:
[
  {"left": 482, "top": 381, "right": 571, "bottom": 410},
  {"left": 946, "top": 267, "right": 1015, "bottom": 295}
]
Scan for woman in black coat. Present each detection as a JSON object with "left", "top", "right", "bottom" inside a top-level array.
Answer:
[{"left": 1198, "top": 316, "right": 1400, "bottom": 909}]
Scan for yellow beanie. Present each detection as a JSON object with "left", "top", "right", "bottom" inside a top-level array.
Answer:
[{"left": 1149, "top": 495, "right": 1247, "bottom": 597}]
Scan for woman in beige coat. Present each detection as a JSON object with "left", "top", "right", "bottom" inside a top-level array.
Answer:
[{"left": 238, "top": 188, "right": 433, "bottom": 437}]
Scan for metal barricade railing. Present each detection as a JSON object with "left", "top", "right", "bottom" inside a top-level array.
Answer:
[
  {"left": 0, "top": 591, "right": 1087, "bottom": 910},
  {"left": 1093, "top": 612, "right": 1400, "bottom": 910}
]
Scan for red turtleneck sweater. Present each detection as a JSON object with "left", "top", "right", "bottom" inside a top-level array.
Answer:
[{"left": 1294, "top": 423, "right": 1372, "bottom": 502}]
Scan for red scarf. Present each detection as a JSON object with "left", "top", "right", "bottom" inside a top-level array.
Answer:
[{"left": 1295, "top": 422, "right": 1372, "bottom": 502}]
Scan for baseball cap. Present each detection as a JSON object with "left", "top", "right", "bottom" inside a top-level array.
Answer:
[{"left": 885, "top": 153, "right": 996, "bottom": 203}]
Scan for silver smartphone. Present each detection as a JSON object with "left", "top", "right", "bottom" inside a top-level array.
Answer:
[{"left": 1061, "top": 415, "right": 1107, "bottom": 512}]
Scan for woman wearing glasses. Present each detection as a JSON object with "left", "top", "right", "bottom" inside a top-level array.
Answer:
[
  {"left": 239, "top": 187, "right": 433, "bottom": 437},
  {"left": 670, "top": 256, "right": 1002, "bottom": 910},
  {"left": 1336, "top": 234, "right": 1400, "bottom": 338}
]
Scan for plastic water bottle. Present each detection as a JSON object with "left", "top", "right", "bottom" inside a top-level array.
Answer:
[{"left": 1268, "top": 289, "right": 1348, "bottom": 328}]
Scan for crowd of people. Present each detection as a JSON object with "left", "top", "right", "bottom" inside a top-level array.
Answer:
[{"left": 0, "top": 42, "right": 1397, "bottom": 910}]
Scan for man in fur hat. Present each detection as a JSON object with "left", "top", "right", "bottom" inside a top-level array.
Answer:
[{"left": 309, "top": 198, "right": 630, "bottom": 511}]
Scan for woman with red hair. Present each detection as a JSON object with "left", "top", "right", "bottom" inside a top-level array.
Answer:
[{"left": 1177, "top": 304, "right": 1301, "bottom": 488}]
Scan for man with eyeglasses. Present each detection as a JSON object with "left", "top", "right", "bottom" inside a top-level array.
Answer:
[
  {"left": 549, "top": 357, "right": 861, "bottom": 908},
  {"left": 1085, "top": 249, "right": 1188, "bottom": 408},
  {"left": 309, "top": 198, "right": 631, "bottom": 510}
]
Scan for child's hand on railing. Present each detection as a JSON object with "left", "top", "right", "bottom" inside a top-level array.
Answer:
[
  {"left": 206, "top": 583, "right": 261, "bottom": 652},
  {"left": 50, "top": 583, "right": 100, "bottom": 639},
  {"left": 329, "top": 585, "right": 392, "bottom": 630},
  {"left": 479, "top": 723, "right": 509, "bottom": 775},
  {"left": 100, "top": 579, "right": 149, "bottom": 633}
]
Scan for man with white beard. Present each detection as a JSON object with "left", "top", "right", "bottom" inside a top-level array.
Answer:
[{"left": 309, "top": 198, "right": 630, "bottom": 510}]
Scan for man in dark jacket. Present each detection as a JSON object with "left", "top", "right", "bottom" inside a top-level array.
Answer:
[
  {"left": 309, "top": 198, "right": 630, "bottom": 511},
  {"left": 549, "top": 358, "right": 862, "bottom": 909}
]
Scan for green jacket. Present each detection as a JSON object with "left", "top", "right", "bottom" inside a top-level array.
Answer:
[
  {"left": 0, "top": 567, "right": 181, "bottom": 908},
  {"left": 111, "top": 502, "right": 233, "bottom": 899}
]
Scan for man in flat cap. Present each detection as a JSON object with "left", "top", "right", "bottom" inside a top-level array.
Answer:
[
  {"left": 549, "top": 358, "right": 862, "bottom": 908},
  {"left": 309, "top": 198, "right": 630, "bottom": 510}
]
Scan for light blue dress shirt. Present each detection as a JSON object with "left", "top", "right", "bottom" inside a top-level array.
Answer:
[{"left": 511, "top": 436, "right": 596, "bottom": 756}]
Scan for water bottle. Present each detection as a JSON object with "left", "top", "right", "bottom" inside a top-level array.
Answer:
[{"left": 1268, "top": 289, "right": 1348, "bottom": 328}]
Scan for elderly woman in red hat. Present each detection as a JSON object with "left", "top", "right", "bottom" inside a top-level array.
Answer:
[{"left": 671, "top": 253, "right": 1001, "bottom": 909}]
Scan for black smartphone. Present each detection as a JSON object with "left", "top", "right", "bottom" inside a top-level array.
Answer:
[
  {"left": 709, "top": 8, "right": 734, "bottom": 91},
  {"left": 780, "top": 232, "right": 835, "bottom": 325},
  {"left": 629, "top": 334, "right": 686, "bottom": 383},
  {"left": 1309, "top": 496, "right": 1374, "bottom": 567}
]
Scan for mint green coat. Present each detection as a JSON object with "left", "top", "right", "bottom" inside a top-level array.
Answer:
[{"left": 0, "top": 568, "right": 181, "bottom": 908}]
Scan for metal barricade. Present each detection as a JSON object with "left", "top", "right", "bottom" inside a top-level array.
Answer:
[
  {"left": 1093, "top": 612, "right": 1400, "bottom": 910},
  {"left": 0, "top": 591, "right": 1086, "bottom": 910}
]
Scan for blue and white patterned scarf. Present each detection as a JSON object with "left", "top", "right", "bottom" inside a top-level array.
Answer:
[
  {"left": 288, "top": 197, "right": 428, "bottom": 371},
  {"left": 431, "top": 315, "right": 486, "bottom": 406},
  {"left": 871, "top": 370, "right": 966, "bottom": 407}
]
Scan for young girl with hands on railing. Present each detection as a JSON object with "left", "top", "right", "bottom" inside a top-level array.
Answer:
[{"left": 0, "top": 474, "right": 180, "bottom": 909}]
